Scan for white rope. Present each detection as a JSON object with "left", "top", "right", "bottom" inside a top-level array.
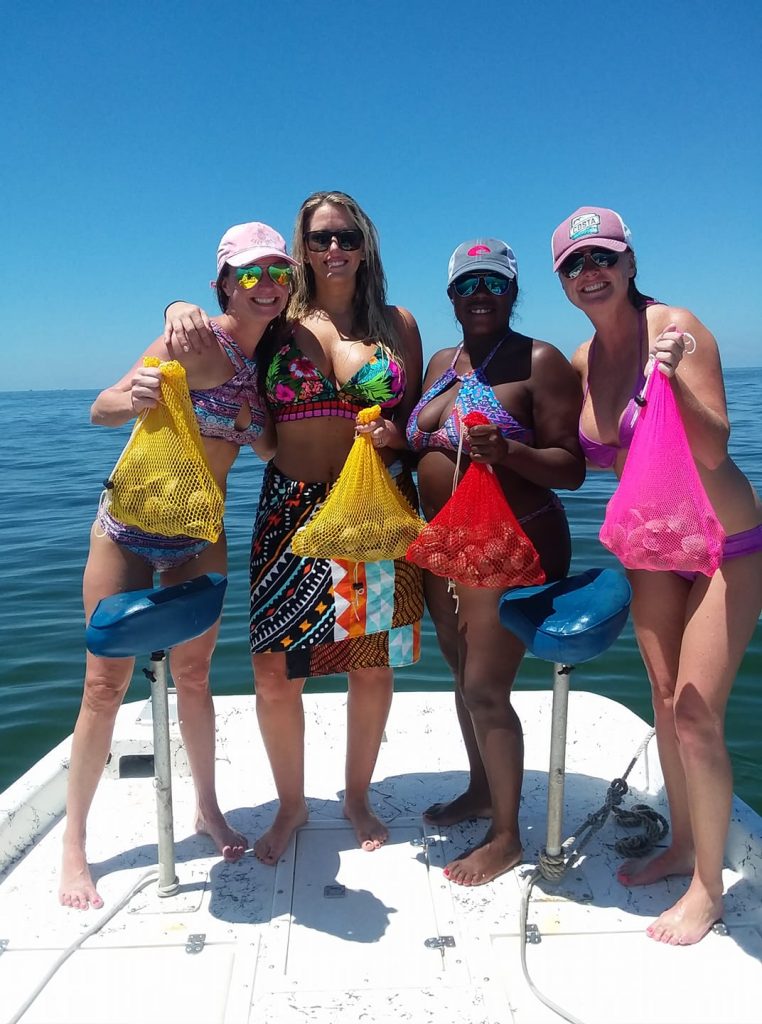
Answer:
[
  {"left": 517, "top": 727, "right": 660, "bottom": 1024},
  {"left": 6, "top": 869, "right": 159, "bottom": 1024}
]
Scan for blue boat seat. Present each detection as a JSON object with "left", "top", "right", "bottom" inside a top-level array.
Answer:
[
  {"left": 86, "top": 573, "right": 228, "bottom": 658},
  {"left": 498, "top": 568, "right": 631, "bottom": 664}
]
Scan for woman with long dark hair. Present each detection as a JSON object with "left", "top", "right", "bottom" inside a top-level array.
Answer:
[{"left": 553, "top": 205, "right": 762, "bottom": 944}]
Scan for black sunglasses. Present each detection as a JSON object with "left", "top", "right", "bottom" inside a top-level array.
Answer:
[
  {"left": 560, "top": 249, "right": 620, "bottom": 279},
  {"left": 304, "top": 229, "right": 363, "bottom": 252}
]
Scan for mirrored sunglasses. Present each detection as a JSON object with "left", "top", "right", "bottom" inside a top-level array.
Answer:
[
  {"left": 560, "top": 250, "right": 620, "bottom": 279},
  {"left": 236, "top": 264, "right": 294, "bottom": 289},
  {"left": 452, "top": 273, "right": 512, "bottom": 297}
]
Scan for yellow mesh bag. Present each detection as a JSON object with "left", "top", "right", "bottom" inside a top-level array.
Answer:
[
  {"left": 105, "top": 358, "right": 224, "bottom": 542},
  {"left": 291, "top": 405, "right": 425, "bottom": 561}
]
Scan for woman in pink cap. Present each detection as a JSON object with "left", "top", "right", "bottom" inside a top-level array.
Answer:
[
  {"left": 405, "top": 237, "right": 585, "bottom": 886},
  {"left": 60, "top": 222, "right": 294, "bottom": 910},
  {"left": 164, "top": 191, "right": 424, "bottom": 862},
  {"left": 552, "top": 205, "right": 762, "bottom": 944}
]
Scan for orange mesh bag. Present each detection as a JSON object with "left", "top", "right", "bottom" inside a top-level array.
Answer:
[
  {"left": 599, "top": 367, "right": 725, "bottom": 573},
  {"left": 406, "top": 412, "right": 546, "bottom": 589},
  {"left": 291, "top": 404, "right": 425, "bottom": 561},
  {"left": 104, "top": 358, "right": 224, "bottom": 542}
]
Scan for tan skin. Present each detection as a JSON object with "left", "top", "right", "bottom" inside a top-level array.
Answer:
[
  {"left": 59, "top": 260, "right": 283, "bottom": 910},
  {"left": 416, "top": 272, "right": 584, "bottom": 886},
  {"left": 165, "top": 201, "right": 423, "bottom": 861},
  {"left": 564, "top": 243, "right": 762, "bottom": 944}
]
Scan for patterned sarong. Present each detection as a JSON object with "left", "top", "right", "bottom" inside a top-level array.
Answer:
[{"left": 249, "top": 461, "right": 423, "bottom": 679}]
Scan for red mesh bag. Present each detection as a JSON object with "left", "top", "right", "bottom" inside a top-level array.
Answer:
[
  {"left": 406, "top": 412, "right": 546, "bottom": 589},
  {"left": 599, "top": 368, "right": 725, "bottom": 574}
]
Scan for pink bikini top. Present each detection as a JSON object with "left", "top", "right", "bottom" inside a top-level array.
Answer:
[{"left": 578, "top": 305, "right": 658, "bottom": 469}]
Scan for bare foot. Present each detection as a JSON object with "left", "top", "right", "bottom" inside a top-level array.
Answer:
[
  {"left": 444, "top": 831, "right": 522, "bottom": 886},
  {"left": 646, "top": 884, "right": 723, "bottom": 945},
  {"left": 254, "top": 803, "right": 309, "bottom": 865},
  {"left": 423, "top": 789, "right": 491, "bottom": 827},
  {"left": 195, "top": 811, "right": 248, "bottom": 862},
  {"left": 344, "top": 797, "right": 388, "bottom": 851},
  {"left": 617, "top": 846, "right": 694, "bottom": 886},
  {"left": 59, "top": 842, "right": 104, "bottom": 911}
]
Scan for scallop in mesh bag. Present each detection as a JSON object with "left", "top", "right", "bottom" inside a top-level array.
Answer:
[
  {"left": 406, "top": 412, "right": 546, "bottom": 589},
  {"left": 104, "top": 358, "right": 224, "bottom": 542},
  {"left": 599, "top": 366, "right": 724, "bottom": 574},
  {"left": 291, "top": 404, "right": 425, "bottom": 562}
]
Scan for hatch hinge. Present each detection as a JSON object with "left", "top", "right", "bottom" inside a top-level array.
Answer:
[
  {"left": 410, "top": 836, "right": 437, "bottom": 848},
  {"left": 526, "top": 923, "right": 541, "bottom": 944},
  {"left": 0, "top": 939, "right": 8, "bottom": 955},
  {"left": 185, "top": 933, "right": 206, "bottom": 954},
  {"left": 712, "top": 921, "right": 729, "bottom": 936},
  {"left": 324, "top": 884, "right": 347, "bottom": 898},
  {"left": 424, "top": 935, "right": 455, "bottom": 950}
]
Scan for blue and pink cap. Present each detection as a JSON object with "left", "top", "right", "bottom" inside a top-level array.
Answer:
[
  {"left": 447, "top": 238, "right": 518, "bottom": 287},
  {"left": 551, "top": 207, "right": 632, "bottom": 272}
]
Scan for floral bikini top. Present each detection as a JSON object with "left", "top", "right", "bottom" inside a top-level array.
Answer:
[
  {"left": 406, "top": 339, "right": 534, "bottom": 453},
  {"left": 265, "top": 334, "right": 405, "bottom": 422},
  {"left": 189, "top": 322, "right": 265, "bottom": 445}
]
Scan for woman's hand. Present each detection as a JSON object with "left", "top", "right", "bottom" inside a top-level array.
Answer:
[
  {"left": 355, "top": 415, "right": 395, "bottom": 449},
  {"left": 649, "top": 323, "right": 696, "bottom": 378},
  {"left": 163, "top": 302, "right": 216, "bottom": 354},
  {"left": 130, "top": 365, "right": 163, "bottom": 413},
  {"left": 467, "top": 423, "right": 508, "bottom": 465}
]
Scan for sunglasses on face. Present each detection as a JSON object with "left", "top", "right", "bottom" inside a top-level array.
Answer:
[
  {"left": 304, "top": 229, "right": 363, "bottom": 252},
  {"left": 560, "top": 249, "right": 620, "bottom": 279},
  {"left": 452, "top": 273, "right": 512, "bottom": 297},
  {"left": 236, "top": 264, "right": 294, "bottom": 289}
]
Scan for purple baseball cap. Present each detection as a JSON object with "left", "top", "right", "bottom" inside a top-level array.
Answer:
[
  {"left": 216, "top": 222, "right": 297, "bottom": 275},
  {"left": 447, "top": 238, "right": 518, "bottom": 287},
  {"left": 551, "top": 207, "right": 632, "bottom": 272}
]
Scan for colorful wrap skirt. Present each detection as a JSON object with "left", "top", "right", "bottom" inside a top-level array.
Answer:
[{"left": 249, "top": 461, "right": 424, "bottom": 679}]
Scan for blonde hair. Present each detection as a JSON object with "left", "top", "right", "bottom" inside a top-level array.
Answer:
[{"left": 288, "top": 191, "right": 401, "bottom": 358}]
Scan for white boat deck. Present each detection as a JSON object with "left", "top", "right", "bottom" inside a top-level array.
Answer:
[{"left": 1, "top": 690, "right": 761, "bottom": 1024}]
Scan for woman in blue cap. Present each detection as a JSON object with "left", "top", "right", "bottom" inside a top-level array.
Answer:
[{"left": 406, "top": 238, "right": 585, "bottom": 885}]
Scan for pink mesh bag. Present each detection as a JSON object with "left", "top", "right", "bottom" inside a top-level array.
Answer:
[{"left": 599, "top": 367, "right": 725, "bottom": 574}]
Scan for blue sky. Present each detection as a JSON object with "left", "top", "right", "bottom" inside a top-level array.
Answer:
[{"left": 3, "top": 0, "right": 760, "bottom": 390}]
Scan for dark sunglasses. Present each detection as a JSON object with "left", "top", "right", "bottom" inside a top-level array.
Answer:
[
  {"left": 236, "top": 264, "right": 293, "bottom": 289},
  {"left": 452, "top": 273, "right": 512, "bottom": 297},
  {"left": 304, "top": 229, "right": 363, "bottom": 252},
  {"left": 560, "top": 249, "right": 620, "bottom": 279}
]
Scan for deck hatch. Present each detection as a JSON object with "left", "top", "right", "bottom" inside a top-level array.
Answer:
[{"left": 261, "top": 819, "right": 470, "bottom": 993}]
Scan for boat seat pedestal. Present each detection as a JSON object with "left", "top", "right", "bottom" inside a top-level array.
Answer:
[
  {"left": 499, "top": 568, "right": 632, "bottom": 871},
  {"left": 86, "top": 573, "right": 227, "bottom": 897}
]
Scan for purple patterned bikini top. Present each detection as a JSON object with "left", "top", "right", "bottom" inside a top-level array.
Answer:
[
  {"left": 406, "top": 338, "right": 534, "bottom": 453},
  {"left": 578, "top": 304, "right": 659, "bottom": 469},
  {"left": 189, "top": 322, "right": 265, "bottom": 445}
]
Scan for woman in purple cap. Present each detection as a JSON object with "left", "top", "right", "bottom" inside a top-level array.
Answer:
[
  {"left": 60, "top": 222, "right": 294, "bottom": 910},
  {"left": 163, "top": 191, "right": 424, "bottom": 863},
  {"left": 552, "top": 205, "right": 762, "bottom": 944},
  {"left": 406, "top": 238, "right": 585, "bottom": 886}
]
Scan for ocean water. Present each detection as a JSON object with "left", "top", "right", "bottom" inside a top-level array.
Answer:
[{"left": 1, "top": 372, "right": 760, "bottom": 812}]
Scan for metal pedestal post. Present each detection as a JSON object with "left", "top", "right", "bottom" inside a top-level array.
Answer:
[
  {"left": 147, "top": 651, "right": 179, "bottom": 897},
  {"left": 545, "top": 662, "right": 574, "bottom": 859}
]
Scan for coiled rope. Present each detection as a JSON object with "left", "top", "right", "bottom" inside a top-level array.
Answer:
[{"left": 519, "top": 726, "right": 667, "bottom": 1024}]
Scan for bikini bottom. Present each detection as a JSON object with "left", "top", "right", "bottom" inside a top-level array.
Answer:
[
  {"left": 673, "top": 523, "right": 762, "bottom": 583},
  {"left": 96, "top": 506, "right": 209, "bottom": 572}
]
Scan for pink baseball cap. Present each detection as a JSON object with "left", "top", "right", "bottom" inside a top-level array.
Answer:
[
  {"left": 551, "top": 207, "right": 632, "bottom": 272},
  {"left": 216, "top": 222, "right": 297, "bottom": 275}
]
